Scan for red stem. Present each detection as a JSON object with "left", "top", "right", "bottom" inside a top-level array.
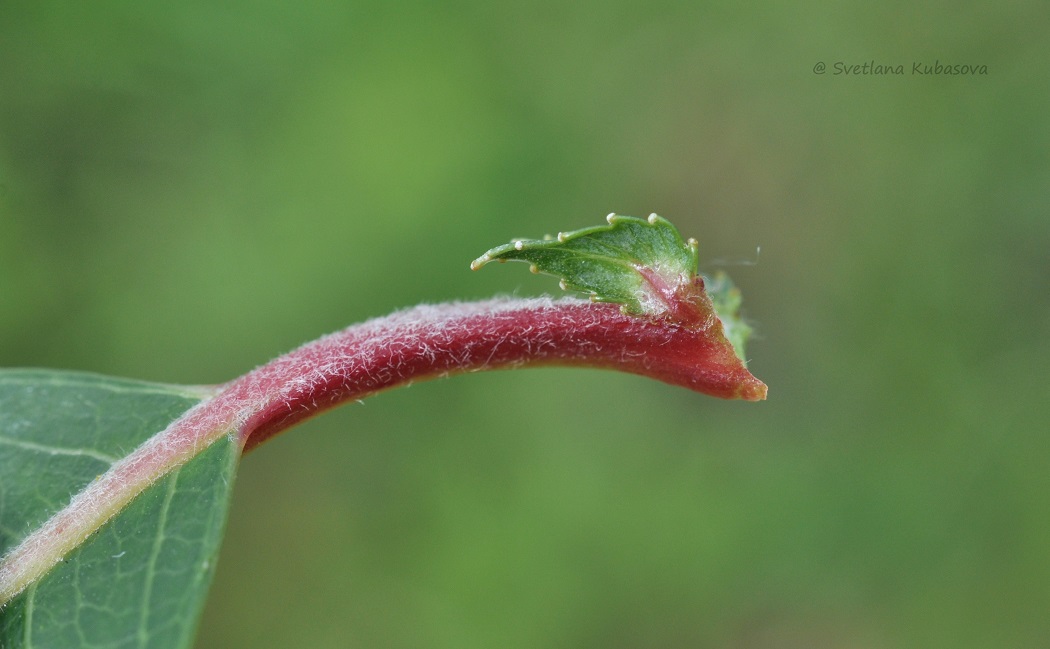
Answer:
[
  {"left": 0, "top": 296, "right": 766, "bottom": 604},
  {"left": 230, "top": 297, "right": 766, "bottom": 452}
]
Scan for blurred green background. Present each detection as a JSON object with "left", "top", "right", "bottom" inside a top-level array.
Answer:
[{"left": 2, "top": 1, "right": 1048, "bottom": 647}]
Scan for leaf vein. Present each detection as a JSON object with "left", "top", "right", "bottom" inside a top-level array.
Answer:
[
  {"left": 0, "top": 374, "right": 215, "bottom": 400},
  {"left": 23, "top": 582, "right": 36, "bottom": 648},
  {"left": 0, "top": 437, "right": 119, "bottom": 465},
  {"left": 137, "top": 467, "right": 180, "bottom": 647}
]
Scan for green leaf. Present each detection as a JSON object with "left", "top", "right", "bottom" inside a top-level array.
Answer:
[
  {"left": 472, "top": 213, "right": 698, "bottom": 317},
  {"left": 472, "top": 213, "right": 755, "bottom": 361},
  {"left": 0, "top": 370, "right": 237, "bottom": 649},
  {"left": 703, "top": 271, "right": 754, "bottom": 363}
]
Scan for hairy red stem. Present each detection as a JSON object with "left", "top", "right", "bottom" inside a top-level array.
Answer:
[
  {"left": 233, "top": 296, "right": 765, "bottom": 451},
  {"left": 0, "top": 296, "right": 764, "bottom": 605}
]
